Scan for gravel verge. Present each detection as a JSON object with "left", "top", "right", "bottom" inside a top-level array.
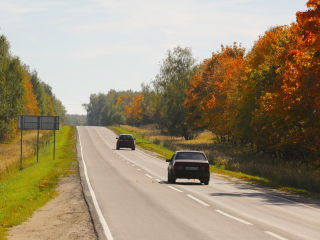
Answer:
[{"left": 7, "top": 171, "right": 97, "bottom": 240}]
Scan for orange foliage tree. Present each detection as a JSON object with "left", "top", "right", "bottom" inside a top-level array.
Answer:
[
  {"left": 238, "top": 26, "right": 294, "bottom": 153},
  {"left": 123, "top": 94, "right": 143, "bottom": 126},
  {"left": 46, "top": 95, "right": 55, "bottom": 116},
  {"left": 116, "top": 94, "right": 133, "bottom": 108},
  {"left": 184, "top": 43, "right": 245, "bottom": 141},
  {"left": 23, "top": 72, "right": 41, "bottom": 116}
]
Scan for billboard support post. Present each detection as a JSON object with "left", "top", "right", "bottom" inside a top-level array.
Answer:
[
  {"left": 37, "top": 116, "right": 40, "bottom": 162},
  {"left": 54, "top": 117, "right": 56, "bottom": 160},
  {"left": 20, "top": 116, "right": 23, "bottom": 170}
]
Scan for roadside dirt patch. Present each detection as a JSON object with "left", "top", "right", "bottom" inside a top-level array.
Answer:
[{"left": 7, "top": 172, "right": 97, "bottom": 240}]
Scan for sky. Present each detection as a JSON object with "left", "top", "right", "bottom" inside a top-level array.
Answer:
[{"left": 0, "top": 0, "right": 308, "bottom": 115}]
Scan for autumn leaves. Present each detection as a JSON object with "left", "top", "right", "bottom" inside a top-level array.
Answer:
[
  {"left": 0, "top": 35, "right": 67, "bottom": 140},
  {"left": 118, "top": 1, "right": 320, "bottom": 165}
]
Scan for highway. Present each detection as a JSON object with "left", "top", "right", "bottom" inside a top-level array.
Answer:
[{"left": 77, "top": 126, "right": 320, "bottom": 240}]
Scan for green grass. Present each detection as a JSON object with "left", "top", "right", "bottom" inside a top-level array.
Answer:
[
  {"left": 0, "top": 126, "right": 77, "bottom": 239},
  {"left": 108, "top": 125, "right": 320, "bottom": 199},
  {"left": 107, "top": 126, "right": 174, "bottom": 159}
]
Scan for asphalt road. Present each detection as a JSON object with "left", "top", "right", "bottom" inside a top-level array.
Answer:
[{"left": 77, "top": 126, "right": 320, "bottom": 240}]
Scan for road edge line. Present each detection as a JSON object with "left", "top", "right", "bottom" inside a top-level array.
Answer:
[{"left": 77, "top": 127, "right": 114, "bottom": 240}]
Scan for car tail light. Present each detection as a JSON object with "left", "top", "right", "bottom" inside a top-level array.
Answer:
[
  {"left": 202, "top": 166, "right": 210, "bottom": 170},
  {"left": 174, "top": 165, "right": 183, "bottom": 170},
  {"left": 118, "top": 140, "right": 123, "bottom": 142},
  {"left": 130, "top": 140, "right": 134, "bottom": 142}
]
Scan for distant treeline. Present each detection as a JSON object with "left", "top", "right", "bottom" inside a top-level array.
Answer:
[
  {"left": 82, "top": 90, "right": 140, "bottom": 127},
  {"left": 66, "top": 114, "right": 87, "bottom": 126},
  {"left": 0, "top": 34, "right": 68, "bottom": 140},
  {"left": 83, "top": 1, "right": 319, "bottom": 166}
]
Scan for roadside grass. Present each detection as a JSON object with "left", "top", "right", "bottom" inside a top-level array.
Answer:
[
  {"left": 0, "top": 130, "right": 52, "bottom": 181},
  {"left": 0, "top": 126, "right": 77, "bottom": 240},
  {"left": 108, "top": 125, "right": 320, "bottom": 199}
]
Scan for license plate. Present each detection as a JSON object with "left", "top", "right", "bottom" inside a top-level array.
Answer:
[{"left": 186, "top": 167, "right": 198, "bottom": 170}]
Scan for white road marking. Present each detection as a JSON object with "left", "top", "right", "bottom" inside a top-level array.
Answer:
[
  {"left": 132, "top": 165, "right": 135, "bottom": 166},
  {"left": 155, "top": 179, "right": 161, "bottom": 182},
  {"left": 216, "top": 210, "right": 252, "bottom": 225},
  {"left": 264, "top": 231, "right": 288, "bottom": 240},
  {"left": 77, "top": 127, "right": 114, "bottom": 240},
  {"left": 145, "top": 174, "right": 154, "bottom": 178},
  {"left": 168, "top": 186, "right": 183, "bottom": 192},
  {"left": 137, "top": 169, "right": 140, "bottom": 171},
  {"left": 187, "top": 194, "right": 210, "bottom": 206}
]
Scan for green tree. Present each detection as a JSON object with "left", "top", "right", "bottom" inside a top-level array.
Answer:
[
  {"left": 74, "top": 116, "right": 83, "bottom": 126},
  {"left": 0, "top": 35, "right": 25, "bottom": 139},
  {"left": 152, "top": 46, "right": 198, "bottom": 139},
  {"left": 111, "top": 111, "right": 126, "bottom": 127},
  {"left": 82, "top": 93, "right": 108, "bottom": 126}
]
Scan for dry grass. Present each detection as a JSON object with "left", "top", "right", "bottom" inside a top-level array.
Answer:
[
  {"left": 121, "top": 125, "right": 216, "bottom": 159},
  {"left": 0, "top": 130, "right": 52, "bottom": 181},
  {"left": 121, "top": 124, "right": 320, "bottom": 195}
]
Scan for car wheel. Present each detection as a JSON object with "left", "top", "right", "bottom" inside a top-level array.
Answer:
[
  {"left": 203, "top": 180, "right": 209, "bottom": 185},
  {"left": 116, "top": 146, "right": 120, "bottom": 150},
  {"left": 167, "top": 172, "right": 171, "bottom": 183},
  {"left": 171, "top": 176, "right": 176, "bottom": 184},
  {"left": 132, "top": 147, "right": 135, "bottom": 150}
]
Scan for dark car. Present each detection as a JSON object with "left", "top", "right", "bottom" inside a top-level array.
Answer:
[
  {"left": 116, "top": 134, "right": 136, "bottom": 150},
  {"left": 166, "top": 151, "right": 210, "bottom": 185}
]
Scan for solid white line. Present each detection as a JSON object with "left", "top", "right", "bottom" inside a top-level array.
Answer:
[
  {"left": 187, "top": 194, "right": 210, "bottom": 206},
  {"left": 77, "top": 127, "right": 114, "bottom": 240},
  {"left": 145, "top": 174, "right": 154, "bottom": 178},
  {"left": 168, "top": 186, "right": 183, "bottom": 192},
  {"left": 216, "top": 210, "right": 252, "bottom": 225},
  {"left": 264, "top": 231, "right": 288, "bottom": 240}
]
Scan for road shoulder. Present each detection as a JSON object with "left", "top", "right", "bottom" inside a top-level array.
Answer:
[{"left": 7, "top": 170, "right": 97, "bottom": 240}]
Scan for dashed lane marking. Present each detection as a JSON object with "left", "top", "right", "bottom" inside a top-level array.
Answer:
[
  {"left": 168, "top": 186, "right": 183, "bottom": 192},
  {"left": 264, "top": 231, "right": 288, "bottom": 240},
  {"left": 145, "top": 174, "right": 154, "bottom": 178},
  {"left": 216, "top": 210, "right": 252, "bottom": 225},
  {"left": 187, "top": 194, "right": 209, "bottom": 207}
]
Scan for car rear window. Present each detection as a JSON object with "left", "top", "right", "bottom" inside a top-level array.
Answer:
[
  {"left": 119, "top": 135, "right": 133, "bottom": 140},
  {"left": 175, "top": 152, "right": 206, "bottom": 160}
]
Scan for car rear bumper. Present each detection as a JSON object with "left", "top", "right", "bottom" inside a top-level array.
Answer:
[
  {"left": 172, "top": 170, "right": 210, "bottom": 180},
  {"left": 117, "top": 143, "right": 134, "bottom": 148}
]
